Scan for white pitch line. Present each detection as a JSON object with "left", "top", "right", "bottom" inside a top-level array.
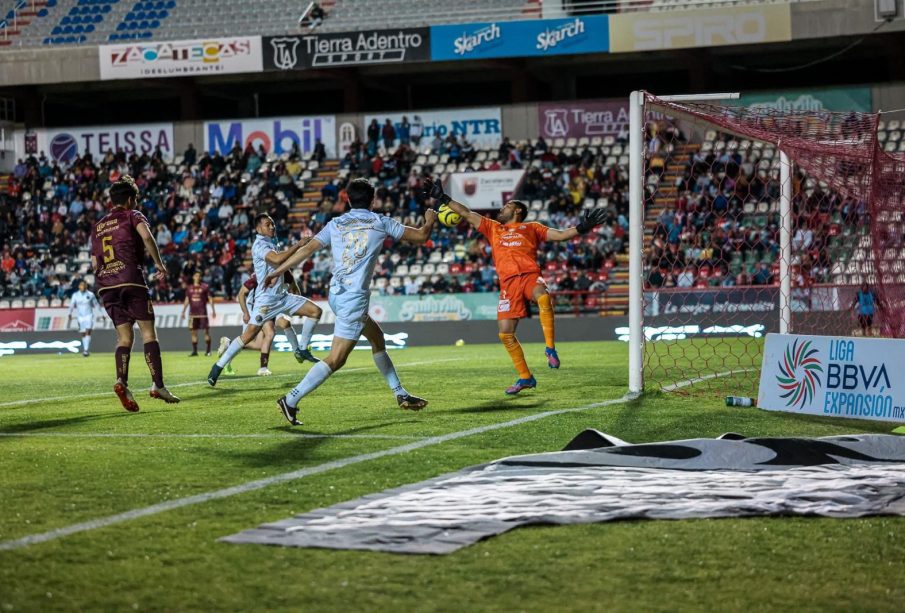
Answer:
[
  {"left": 0, "top": 370, "right": 721, "bottom": 553},
  {"left": 0, "top": 432, "right": 424, "bottom": 441},
  {"left": 660, "top": 368, "right": 757, "bottom": 392},
  {"left": 0, "top": 357, "right": 465, "bottom": 409}
]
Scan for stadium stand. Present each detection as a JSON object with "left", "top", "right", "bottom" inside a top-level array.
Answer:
[
  {"left": 2, "top": 0, "right": 820, "bottom": 48},
  {"left": 0, "top": 0, "right": 57, "bottom": 47},
  {"left": 0, "top": 133, "right": 625, "bottom": 314}
]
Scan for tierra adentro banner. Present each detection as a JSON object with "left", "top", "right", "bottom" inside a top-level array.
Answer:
[
  {"left": 758, "top": 333, "right": 905, "bottom": 423},
  {"left": 263, "top": 27, "right": 430, "bottom": 71}
]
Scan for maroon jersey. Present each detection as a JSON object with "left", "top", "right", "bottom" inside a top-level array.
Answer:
[
  {"left": 91, "top": 208, "right": 150, "bottom": 293},
  {"left": 186, "top": 283, "right": 210, "bottom": 317}
]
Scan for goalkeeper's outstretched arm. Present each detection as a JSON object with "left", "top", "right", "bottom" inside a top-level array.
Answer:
[
  {"left": 422, "top": 177, "right": 483, "bottom": 229},
  {"left": 546, "top": 208, "right": 609, "bottom": 242}
]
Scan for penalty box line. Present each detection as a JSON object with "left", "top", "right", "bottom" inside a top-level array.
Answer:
[
  {"left": 0, "top": 357, "right": 465, "bottom": 409},
  {"left": 0, "top": 371, "right": 736, "bottom": 553}
]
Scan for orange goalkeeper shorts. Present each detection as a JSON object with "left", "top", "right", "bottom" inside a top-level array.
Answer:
[{"left": 497, "top": 273, "right": 546, "bottom": 320}]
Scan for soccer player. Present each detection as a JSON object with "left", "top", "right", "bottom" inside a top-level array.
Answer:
[
  {"left": 91, "top": 175, "right": 180, "bottom": 411},
  {"left": 207, "top": 214, "right": 321, "bottom": 386},
  {"left": 264, "top": 178, "right": 437, "bottom": 426},
  {"left": 220, "top": 271, "right": 319, "bottom": 376},
  {"left": 67, "top": 279, "right": 100, "bottom": 357},
  {"left": 181, "top": 271, "right": 216, "bottom": 356},
  {"left": 422, "top": 177, "right": 605, "bottom": 394},
  {"left": 852, "top": 281, "right": 883, "bottom": 337}
]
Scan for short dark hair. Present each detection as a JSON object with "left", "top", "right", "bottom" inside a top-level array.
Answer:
[
  {"left": 109, "top": 175, "right": 139, "bottom": 205},
  {"left": 347, "top": 178, "right": 375, "bottom": 209},
  {"left": 254, "top": 213, "right": 272, "bottom": 227},
  {"left": 510, "top": 200, "right": 528, "bottom": 222}
]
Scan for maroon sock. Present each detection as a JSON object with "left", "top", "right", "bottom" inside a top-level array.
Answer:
[
  {"left": 115, "top": 347, "right": 131, "bottom": 386},
  {"left": 192, "top": 341, "right": 198, "bottom": 353},
  {"left": 260, "top": 352, "right": 270, "bottom": 368},
  {"left": 206, "top": 337, "right": 211, "bottom": 353},
  {"left": 144, "top": 340, "right": 165, "bottom": 388}
]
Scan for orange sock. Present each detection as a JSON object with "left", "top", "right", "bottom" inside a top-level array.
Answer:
[
  {"left": 537, "top": 293, "right": 556, "bottom": 349},
  {"left": 499, "top": 332, "right": 532, "bottom": 379}
]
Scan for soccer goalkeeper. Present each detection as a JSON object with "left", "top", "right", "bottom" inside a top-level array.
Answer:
[{"left": 422, "top": 177, "right": 606, "bottom": 394}]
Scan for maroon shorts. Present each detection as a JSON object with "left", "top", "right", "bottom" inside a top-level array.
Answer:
[
  {"left": 100, "top": 285, "right": 154, "bottom": 327},
  {"left": 190, "top": 316, "right": 209, "bottom": 331}
]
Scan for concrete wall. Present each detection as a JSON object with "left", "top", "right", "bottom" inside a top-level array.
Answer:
[
  {"left": 791, "top": 0, "right": 905, "bottom": 39},
  {"left": 0, "top": 46, "right": 99, "bottom": 87}
]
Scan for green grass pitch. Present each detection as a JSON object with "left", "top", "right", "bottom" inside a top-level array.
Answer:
[{"left": 1, "top": 340, "right": 903, "bottom": 611}]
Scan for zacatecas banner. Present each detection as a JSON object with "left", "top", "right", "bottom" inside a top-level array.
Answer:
[
  {"left": 264, "top": 27, "right": 430, "bottom": 71},
  {"left": 204, "top": 116, "right": 337, "bottom": 157},
  {"left": 538, "top": 99, "right": 629, "bottom": 140},
  {"left": 609, "top": 4, "right": 790, "bottom": 53},
  {"left": 99, "top": 36, "right": 263, "bottom": 80},
  {"left": 736, "top": 87, "right": 873, "bottom": 114},
  {"left": 364, "top": 107, "right": 502, "bottom": 148},
  {"left": 758, "top": 333, "right": 905, "bottom": 423},
  {"left": 430, "top": 15, "right": 608, "bottom": 61},
  {"left": 446, "top": 169, "right": 527, "bottom": 210},
  {"left": 25, "top": 123, "right": 175, "bottom": 163}
]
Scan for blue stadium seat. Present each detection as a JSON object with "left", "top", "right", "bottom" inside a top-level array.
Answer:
[{"left": 150, "top": 19, "right": 159, "bottom": 28}]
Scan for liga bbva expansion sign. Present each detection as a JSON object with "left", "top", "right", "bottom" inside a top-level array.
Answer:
[{"left": 758, "top": 334, "right": 905, "bottom": 423}]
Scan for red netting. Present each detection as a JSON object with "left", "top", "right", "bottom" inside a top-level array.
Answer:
[{"left": 640, "top": 92, "right": 900, "bottom": 394}]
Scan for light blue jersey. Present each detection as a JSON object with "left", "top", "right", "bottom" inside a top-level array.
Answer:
[
  {"left": 251, "top": 234, "right": 289, "bottom": 305},
  {"left": 314, "top": 209, "right": 405, "bottom": 295},
  {"left": 69, "top": 290, "right": 98, "bottom": 318},
  {"left": 314, "top": 209, "right": 406, "bottom": 340}
]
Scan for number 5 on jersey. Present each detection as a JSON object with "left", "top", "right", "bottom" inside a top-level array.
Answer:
[{"left": 102, "top": 235, "right": 115, "bottom": 263}]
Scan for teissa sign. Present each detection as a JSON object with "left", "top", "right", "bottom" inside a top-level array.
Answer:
[{"left": 758, "top": 334, "right": 905, "bottom": 423}]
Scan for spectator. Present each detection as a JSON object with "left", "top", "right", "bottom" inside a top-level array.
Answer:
[
  {"left": 398, "top": 116, "right": 411, "bottom": 146},
  {"left": 367, "top": 119, "right": 380, "bottom": 148},
  {"left": 183, "top": 143, "right": 197, "bottom": 167},
  {"left": 313, "top": 139, "right": 327, "bottom": 163},
  {"left": 410, "top": 115, "right": 424, "bottom": 147},
  {"left": 382, "top": 119, "right": 397, "bottom": 150}
]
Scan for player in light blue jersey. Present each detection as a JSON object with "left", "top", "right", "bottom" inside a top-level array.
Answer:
[
  {"left": 67, "top": 279, "right": 101, "bottom": 357},
  {"left": 208, "top": 214, "right": 324, "bottom": 386},
  {"left": 264, "top": 178, "right": 438, "bottom": 426}
]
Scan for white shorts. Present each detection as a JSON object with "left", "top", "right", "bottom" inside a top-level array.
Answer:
[
  {"left": 249, "top": 294, "right": 310, "bottom": 328},
  {"left": 77, "top": 316, "right": 94, "bottom": 332},
  {"left": 241, "top": 314, "right": 291, "bottom": 335},
  {"left": 329, "top": 291, "right": 369, "bottom": 341}
]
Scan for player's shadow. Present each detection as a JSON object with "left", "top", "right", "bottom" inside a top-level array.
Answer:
[
  {"left": 455, "top": 398, "right": 547, "bottom": 413},
  {"left": 200, "top": 420, "right": 410, "bottom": 468},
  {"left": 0, "top": 412, "right": 131, "bottom": 440}
]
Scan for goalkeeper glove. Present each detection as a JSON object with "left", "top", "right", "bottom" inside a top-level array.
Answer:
[
  {"left": 576, "top": 208, "right": 607, "bottom": 235},
  {"left": 421, "top": 177, "right": 451, "bottom": 207}
]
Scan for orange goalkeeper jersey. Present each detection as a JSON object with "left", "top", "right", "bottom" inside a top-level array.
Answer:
[{"left": 478, "top": 217, "right": 549, "bottom": 283}]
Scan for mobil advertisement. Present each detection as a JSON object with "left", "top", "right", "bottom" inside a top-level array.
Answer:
[
  {"left": 204, "top": 115, "right": 337, "bottom": 157},
  {"left": 99, "top": 36, "right": 263, "bottom": 79},
  {"left": 736, "top": 87, "right": 873, "bottom": 114},
  {"left": 25, "top": 123, "right": 175, "bottom": 163},
  {"left": 430, "top": 15, "right": 608, "bottom": 61},
  {"left": 538, "top": 99, "right": 629, "bottom": 140},
  {"left": 446, "top": 169, "right": 526, "bottom": 210},
  {"left": 758, "top": 334, "right": 905, "bottom": 423},
  {"left": 364, "top": 107, "right": 501, "bottom": 148},
  {"left": 609, "top": 4, "right": 790, "bottom": 53},
  {"left": 264, "top": 27, "right": 430, "bottom": 70}
]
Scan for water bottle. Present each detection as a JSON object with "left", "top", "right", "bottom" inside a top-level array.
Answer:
[{"left": 726, "top": 396, "right": 755, "bottom": 407}]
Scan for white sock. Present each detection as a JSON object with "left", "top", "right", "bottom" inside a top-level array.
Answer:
[
  {"left": 283, "top": 325, "right": 299, "bottom": 351},
  {"left": 84, "top": 335, "right": 91, "bottom": 353},
  {"left": 286, "top": 361, "right": 333, "bottom": 407},
  {"left": 216, "top": 337, "right": 245, "bottom": 367},
  {"left": 299, "top": 317, "right": 317, "bottom": 348},
  {"left": 373, "top": 350, "right": 407, "bottom": 396}
]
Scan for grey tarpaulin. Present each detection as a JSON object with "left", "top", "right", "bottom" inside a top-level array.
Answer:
[{"left": 221, "top": 433, "right": 905, "bottom": 555}]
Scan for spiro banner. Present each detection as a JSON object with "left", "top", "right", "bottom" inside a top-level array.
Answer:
[
  {"left": 99, "top": 36, "right": 263, "bottom": 80},
  {"left": 364, "top": 107, "right": 502, "bottom": 148},
  {"left": 609, "top": 4, "right": 791, "bottom": 53},
  {"left": 538, "top": 99, "right": 629, "bottom": 140},
  {"left": 758, "top": 333, "right": 905, "bottom": 423},
  {"left": 204, "top": 116, "right": 337, "bottom": 157},
  {"left": 430, "top": 15, "right": 608, "bottom": 61},
  {"left": 26, "top": 123, "right": 175, "bottom": 163},
  {"left": 263, "top": 27, "right": 430, "bottom": 71},
  {"left": 445, "top": 169, "right": 526, "bottom": 210},
  {"left": 736, "top": 87, "right": 873, "bottom": 114}
]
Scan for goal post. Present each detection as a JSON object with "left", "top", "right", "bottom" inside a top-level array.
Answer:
[{"left": 627, "top": 90, "right": 887, "bottom": 395}]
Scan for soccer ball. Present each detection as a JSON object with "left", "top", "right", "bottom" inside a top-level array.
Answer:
[{"left": 438, "top": 204, "right": 462, "bottom": 227}]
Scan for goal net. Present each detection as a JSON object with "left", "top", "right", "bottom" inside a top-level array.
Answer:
[{"left": 630, "top": 91, "right": 905, "bottom": 395}]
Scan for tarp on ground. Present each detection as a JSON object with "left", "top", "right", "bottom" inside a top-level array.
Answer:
[{"left": 222, "top": 432, "right": 905, "bottom": 555}]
